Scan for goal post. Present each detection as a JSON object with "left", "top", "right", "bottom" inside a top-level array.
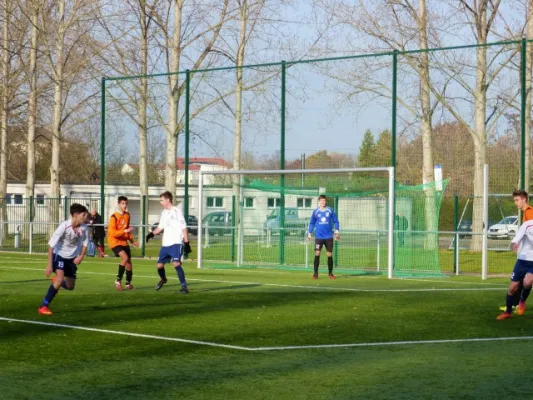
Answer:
[{"left": 197, "top": 167, "right": 396, "bottom": 278}]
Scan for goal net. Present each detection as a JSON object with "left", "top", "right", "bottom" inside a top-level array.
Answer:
[{"left": 196, "top": 167, "right": 447, "bottom": 278}]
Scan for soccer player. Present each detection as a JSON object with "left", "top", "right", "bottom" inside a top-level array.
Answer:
[
  {"left": 499, "top": 189, "right": 533, "bottom": 314},
  {"left": 37, "top": 203, "right": 89, "bottom": 315},
  {"left": 497, "top": 217, "right": 533, "bottom": 320},
  {"left": 145, "top": 191, "right": 192, "bottom": 294},
  {"left": 107, "top": 196, "right": 139, "bottom": 291},
  {"left": 88, "top": 208, "right": 105, "bottom": 257},
  {"left": 306, "top": 194, "right": 340, "bottom": 279}
]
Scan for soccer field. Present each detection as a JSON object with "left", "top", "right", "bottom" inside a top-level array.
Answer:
[{"left": 1, "top": 253, "right": 531, "bottom": 399}]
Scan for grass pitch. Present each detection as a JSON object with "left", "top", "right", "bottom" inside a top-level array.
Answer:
[{"left": 0, "top": 252, "right": 529, "bottom": 399}]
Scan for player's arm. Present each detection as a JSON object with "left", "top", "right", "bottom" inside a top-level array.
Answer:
[
  {"left": 332, "top": 210, "right": 340, "bottom": 240},
  {"left": 511, "top": 223, "right": 528, "bottom": 251},
  {"left": 46, "top": 223, "right": 66, "bottom": 276},
  {"left": 147, "top": 213, "right": 165, "bottom": 241},
  {"left": 306, "top": 211, "right": 316, "bottom": 243}
]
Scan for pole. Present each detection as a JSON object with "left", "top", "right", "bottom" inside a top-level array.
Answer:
[
  {"left": 100, "top": 78, "right": 106, "bottom": 221},
  {"left": 280, "top": 60, "right": 286, "bottom": 265},
  {"left": 391, "top": 50, "right": 398, "bottom": 168},
  {"left": 141, "top": 195, "right": 147, "bottom": 257},
  {"left": 184, "top": 69, "right": 191, "bottom": 221},
  {"left": 482, "top": 164, "right": 489, "bottom": 280},
  {"left": 388, "top": 167, "right": 395, "bottom": 279},
  {"left": 454, "top": 194, "right": 458, "bottom": 273},
  {"left": 197, "top": 172, "right": 204, "bottom": 268},
  {"left": 520, "top": 38, "right": 526, "bottom": 192}
]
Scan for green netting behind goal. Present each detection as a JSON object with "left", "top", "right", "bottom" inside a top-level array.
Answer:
[{"left": 197, "top": 169, "right": 448, "bottom": 277}]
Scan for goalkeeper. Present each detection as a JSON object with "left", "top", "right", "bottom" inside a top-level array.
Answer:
[
  {"left": 146, "top": 191, "right": 192, "bottom": 294},
  {"left": 306, "top": 195, "right": 340, "bottom": 280}
]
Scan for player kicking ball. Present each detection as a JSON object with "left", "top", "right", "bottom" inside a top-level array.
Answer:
[
  {"left": 38, "top": 204, "right": 89, "bottom": 315},
  {"left": 306, "top": 194, "right": 340, "bottom": 279},
  {"left": 497, "top": 218, "right": 533, "bottom": 320},
  {"left": 146, "top": 191, "right": 192, "bottom": 294}
]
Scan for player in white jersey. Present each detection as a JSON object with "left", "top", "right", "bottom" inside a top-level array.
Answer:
[
  {"left": 38, "top": 203, "right": 89, "bottom": 315},
  {"left": 497, "top": 219, "right": 533, "bottom": 320},
  {"left": 146, "top": 191, "right": 192, "bottom": 293}
]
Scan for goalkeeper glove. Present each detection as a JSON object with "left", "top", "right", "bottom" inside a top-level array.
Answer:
[
  {"left": 145, "top": 232, "right": 155, "bottom": 243},
  {"left": 184, "top": 241, "right": 192, "bottom": 255}
]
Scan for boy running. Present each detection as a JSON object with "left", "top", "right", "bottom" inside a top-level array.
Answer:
[
  {"left": 107, "top": 196, "right": 139, "bottom": 291},
  {"left": 38, "top": 203, "right": 89, "bottom": 315},
  {"left": 146, "top": 191, "right": 192, "bottom": 293}
]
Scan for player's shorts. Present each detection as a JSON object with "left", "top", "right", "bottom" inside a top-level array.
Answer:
[
  {"left": 157, "top": 244, "right": 183, "bottom": 264},
  {"left": 53, "top": 254, "right": 78, "bottom": 279},
  {"left": 315, "top": 238, "right": 334, "bottom": 252},
  {"left": 510, "top": 259, "right": 533, "bottom": 282},
  {"left": 112, "top": 245, "right": 131, "bottom": 258}
]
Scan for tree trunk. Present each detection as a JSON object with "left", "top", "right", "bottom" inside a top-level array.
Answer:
[
  {"left": 233, "top": 0, "right": 247, "bottom": 226},
  {"left": 0, "top": 0, "right": 11, "bottom": 243},
  {"left": 418, "top": 0, "right": 437, "bottom": 249},
  {"left": 165, "top": 0, "right": 184, "bottom": 195},
  {"left": 525, "top": 0, "right": 533, "bottom": 192},
  {"left": 49, "top": 0, "right": 66, "bottom": 225},
  {"left": 25, "top": 2, "right": 39, "bottom": 237}
]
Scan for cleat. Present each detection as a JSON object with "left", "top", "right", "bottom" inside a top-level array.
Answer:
[
  {"left": 517, "top": 301, "right": 526, "bottom": 316},
  {"left": 178, "top": 286, "right": 189, "bottom": 294},
  {"left": 38, "top": 306, "right": 52, "bottom": 315},
  {"left": 496, "top": 312, "right": 513, "bottom": 320},
  {"left": 329, "top": 273, "right": 336, "bottom": 280},
  {"left": 115, "top": 280, "right": 123, "bottom": 291},
  {"left": 312, "top": 274, "right": 318, "bottom": 280},
  {"left": 155, "top": 278, "right": 167, "bottom": 291},
  {"left": 125, "top": 283, "right": 135, "bottom": 290}
]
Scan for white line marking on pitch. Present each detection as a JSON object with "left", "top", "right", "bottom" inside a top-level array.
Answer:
[
  {"left": 0, "top": 266, "right": 504, "bottom": 292},
  {"left": 3, "top": 317, "right": 533, "bottom": 352},
  {"left": 0, "top": 317, "right": 250, "bottom": 351}
]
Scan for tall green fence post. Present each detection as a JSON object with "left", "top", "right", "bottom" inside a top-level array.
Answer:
[
  {"left": 391, "top": 50, "right": 398, "bottom": 270},
  {"left": 184, "top": 69, "right": 190, "bottom": 221},
  {"left": 64, "top": 196, "right": 68, "bottom": 221},
  {"left": 334, "top": 196, "right": 339, "bottom": 267},
  {"left": 454, "top": 195, "right": 459, "bottom": 273},
  {"left": 280, "top": 60, "right": 286, "bottom": 265},
  {"left": 231, "top": 195, "right": 236, "bottom": 262},
  {"left": 520, "top": 38, "right": 527, "bottom": 192},
  {"left": 141, "top": 195, "right": 147, "bottom": 257},
  {"left": 100, "top": 77, "right": 106, "bottom": 223}
]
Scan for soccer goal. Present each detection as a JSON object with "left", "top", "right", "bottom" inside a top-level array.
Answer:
[
  {"left": 197, "top": 167, "right": 396, "bottom": 277},
  {"left": 196, "top": 167, "right": 448, "bottom": 278}
]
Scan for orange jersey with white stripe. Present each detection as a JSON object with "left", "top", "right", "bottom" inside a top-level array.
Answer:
[{"left": 107, "top": 211, "right": 134, "bottom": 248}]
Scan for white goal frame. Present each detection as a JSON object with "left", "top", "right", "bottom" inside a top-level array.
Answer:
[{"left": 197, "top": 167, "right": 396, "bottom": 278}]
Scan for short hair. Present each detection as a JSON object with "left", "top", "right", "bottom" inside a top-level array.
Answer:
[
  {"left": 513, "top": 189, "right": 528, "bottom": 201},
  {"left": 70, "top": 203, "right": 88, "bottom": 216},
  {"left": 318, "top": 194, "right": 327, "bottom": 200},
  {"left": 117, "top": 196, "right": 128, "bottom": 203},
  {"left": 160, "top": 191, "right": 173, "bottom": 203}
]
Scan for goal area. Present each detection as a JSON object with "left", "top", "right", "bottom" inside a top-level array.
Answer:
[{"left": 196, "top": 167, "right": 447, "bottom": 278}]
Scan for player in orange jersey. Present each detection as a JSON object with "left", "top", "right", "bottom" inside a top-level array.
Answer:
[{"left": 107, "top": 196, "right": 139, "bottom": 291}]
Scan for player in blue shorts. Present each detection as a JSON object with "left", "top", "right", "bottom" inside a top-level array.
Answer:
[
  {"left": 497, "top": 218, "right": 533, "bottom": 320},
  {"left": 145, "top": 191, "right": 192, "bottom": 294},
  {"left": 306, "top": 194, "right": 340, "bottom": 279},
  {"left": 38, "top": 203, "right": 89, "bottom": 315}
]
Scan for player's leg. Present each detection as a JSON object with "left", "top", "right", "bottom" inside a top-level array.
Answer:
[
  {"left": 325, "top": 239, "right": 335, "bottom": 279},
  {"left": 124, "top": 247, "right": 134, "bottom": 290},
  {"left": 38, "top": 259, "right": 65, "bottom": 315},
  {"left": 113, "top": 246, "right": 128, "bottom": 291},
  {"left": 155, "top": 247, "right": 169, "bottom": 290},
  {"left": 97, "top": 237, "right": 105, "bottom": 257},
  {"left": 518, "top": 267, "right": 533, "bottom": 315},
  {"left": 497, "top": 261, "right": 526, "bottom": 319},
  {"left": 313, "top": 240, "right": 323, "bottom": 279},
  {"left": 170, "top": 244, "right": 188, "bottom": 293}
]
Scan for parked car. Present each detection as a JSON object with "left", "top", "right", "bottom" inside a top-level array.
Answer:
[
  {"left": 488, "top": 216, "right": 518, "bottom": 239},
  {"left": 202, "top": 211, "right": 232, "bottom": 236},
  {"left": 457, "top": 219, "right": 472, "bottom": 239},
  {"left": 151, "top": 215, "right": 198, "bottom": 236},
  {"left": 264, "top": 207, "right": 309, "bottom": 235}
]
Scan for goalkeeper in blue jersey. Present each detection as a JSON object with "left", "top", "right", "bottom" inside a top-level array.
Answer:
[{"left": 306, "top": 195, "right": 340, "bottom": 280}]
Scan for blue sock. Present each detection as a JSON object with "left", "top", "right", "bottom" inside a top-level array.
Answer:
[
  {"left": 158, "top": 268, "right": 166, "bottom": 280},
  {"left": 175, "top": 265, "right": 187, "bottom": 287},
  {"left": 41, "top": 285, "right": 58, "bottom": 307},
  {"left": 506, "top": 294, "right": 514, "bottom": 313}
]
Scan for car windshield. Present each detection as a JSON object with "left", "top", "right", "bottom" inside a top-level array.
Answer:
[{"left": 498, "top": 217, "right": 517, "bottom": 225}]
